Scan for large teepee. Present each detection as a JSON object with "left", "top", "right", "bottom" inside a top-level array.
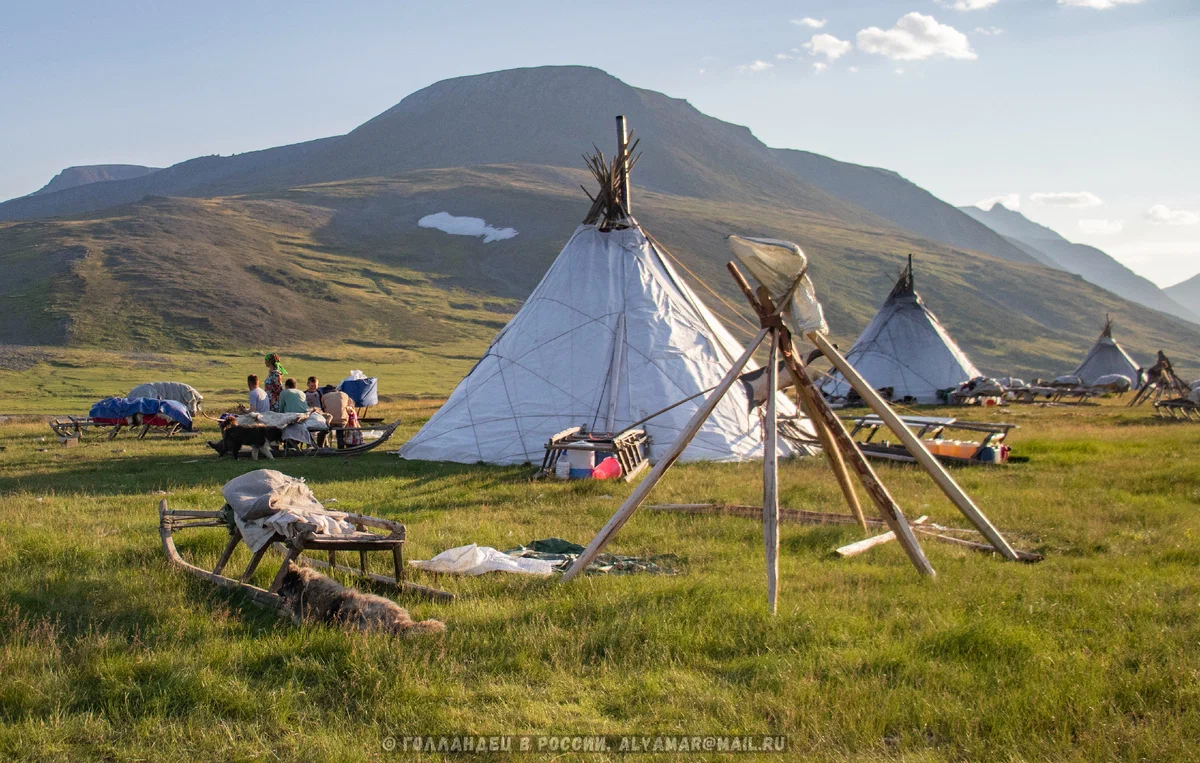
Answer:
[
  {"left": 400, "top": 118, "right": 814, "bottom": 465},
  {"left": 1073, "top": 317, "right": 1142, "bottom": 386},
  {"left": 820, "top": 257, "right": 980, "bottom": 404}
]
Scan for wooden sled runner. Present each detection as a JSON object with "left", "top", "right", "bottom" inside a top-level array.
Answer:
[
  {"left": 158, "top": 498, "right": 454, "bottom": 612},
  {"left": 307, "top": 419, "right": 401, "bottom": 456},
  {"left": 50, "top": 415, "right": 191, "bottom": 441}
]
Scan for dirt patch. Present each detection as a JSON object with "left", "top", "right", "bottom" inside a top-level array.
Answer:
[{"left": 0, "top": 346, "right": 50, "bottom": 371}]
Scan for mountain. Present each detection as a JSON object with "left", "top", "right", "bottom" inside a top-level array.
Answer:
[
  {"left": 31, "top": 164, "right": 160, "bottom": 196},
  {"left": 1, "top": 65, "right": 1198, "bottom": 378},
  {"left": 0, "top": 66, "right": 866, "bottom": 225},
  {"left": 960, "top": 204, "right": 1200, "bottom": 325},
  {"left": 1165, "top": 272, "right": 1200, "bottom": 319},
  {"left": 770, "top": 150, "right": 1040, "bottom": 266}
]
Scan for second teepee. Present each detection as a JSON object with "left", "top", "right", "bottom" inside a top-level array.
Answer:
[
  {"left": 821, "top": 256, "right": 980, "bottom": 404},
  {"left": 1073, "top": 316, "right": 1142, "bottom": 386}
]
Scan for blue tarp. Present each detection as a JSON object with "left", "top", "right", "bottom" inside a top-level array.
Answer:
[
  {"left": 89, "top": 397, "right": 193, "bottom": 430},
  {"left": 337, "top": 377, "right": 379, "bottom": 407}
]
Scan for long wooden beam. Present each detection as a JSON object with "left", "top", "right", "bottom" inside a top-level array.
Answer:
[
  {"left": 808, "top": 331, "right": 1019, "bottom": 562},
  {"left": 561, "top": 327, "right": 771, "bottom": 582},
  {"left": 763, "top": 333, "right": 780, "bottom": 613}
]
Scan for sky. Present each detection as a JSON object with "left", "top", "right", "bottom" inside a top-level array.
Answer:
[{"left": 1, "top": 0, "right": 1196, "bottom": 286}]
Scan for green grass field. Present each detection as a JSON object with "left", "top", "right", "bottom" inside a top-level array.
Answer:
[{"left": 1, "top": 366, "right": 1198, "bottom": 760}]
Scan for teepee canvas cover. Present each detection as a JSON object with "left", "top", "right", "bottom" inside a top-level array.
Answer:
[
  {"left": 400, "top": 224, "right": 812, "bottom": 464},
  {"left": 1073, "top": 318, "right": 1142, "bottom": 386},
  {"left": 821, "top": 259, "right": 980, "bottom": 404}
]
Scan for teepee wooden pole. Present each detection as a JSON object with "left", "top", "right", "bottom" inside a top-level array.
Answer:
[
  {"left": 763, "top": 330, "right": 780, "bottom": 614},
  {"left": 779, "top": 333, "right": 867, "bottom": 532},
  {"left": 808, "top": 331, "right": 1019, "bottom": 562},
  {"left": 561, "top": 327, "right": 771, "bottom": 582},
  {"left": 616, "top": 115, "right": 631, "bottom": 214}
]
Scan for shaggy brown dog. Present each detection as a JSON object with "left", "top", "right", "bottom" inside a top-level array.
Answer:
[
  {"left": 207, "top": 419, "right": 284, "bottom": 460},
  {"left": 277, "top": 564, "right": 445, "bottom": 637}
]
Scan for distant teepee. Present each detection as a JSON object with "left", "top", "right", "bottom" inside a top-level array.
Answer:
[
  {"left": 1073, "top": 316, "right": 1142, "bottom": 386},
  {"left": 820, "top": 256, "right": 980, "bottom": 404},
  {"left": 400, "top": 117, "right": 814, "bottom": 465}
]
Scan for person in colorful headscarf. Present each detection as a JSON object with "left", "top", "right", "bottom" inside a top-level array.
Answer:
[{"left": 263, "top": 353, "right": 288, "bottom": 411}]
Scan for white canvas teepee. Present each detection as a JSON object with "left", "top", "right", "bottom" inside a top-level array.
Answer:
[
  {"left": 1073, "top": 317, "right": 1142, "bottom": 386},
  {"left": 821, "top": 257, "right": 980, "bottom": 404},
  {"left": 400, "top": 223, "right": 814, "bottom": 464}
]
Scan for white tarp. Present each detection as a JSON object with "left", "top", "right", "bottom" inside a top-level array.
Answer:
[
  {"left": 409, "top": 544, "right": 554, "bottom": 576},
  {"left": 127, "top": 381, "right": 203, "bottom": 413},
  {"left": 820, "top": 262, "right": 980, "bottom": 405},
  {"left": 400, "top": 224, "right": 815, "bottom": 464}
]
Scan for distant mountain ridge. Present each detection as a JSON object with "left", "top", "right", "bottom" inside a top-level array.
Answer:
[
  {"left": 1166, "top": 272, "right": 1200, "bottom": 319},
  {"left": 1, "top": 67, "right": 864, "bottom": 224},
  {"left": 32, "top": 164, "right": 159, "bottom": 196},
  {"left": 960, "top": 204, "right": 1199, "bottom": 325},
  {"left": 770, "top": 150, "right": 1040, "bottom": 266}
]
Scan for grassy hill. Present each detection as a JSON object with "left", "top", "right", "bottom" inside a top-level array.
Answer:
[{"left": 3, "top": 167, "right": 1198, "bottom": 380}]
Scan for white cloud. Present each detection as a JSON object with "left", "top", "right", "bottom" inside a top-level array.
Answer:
[
  {"left": 418, "top": 212, "right": 518, "bottom": 243},
  {"left": 774, "top": 52, "right": 793, "bottom": 60},
  {"left": 1078, "top": 218, "right": 1124, "bottom": 235},
  {"left": 895, "top": 67, "right": 906, "bottom": 75},
  {"left": 975, "top": 26, "right": 1004, "bottom": 35},
  {"left": 735, "top": 60, "right": 774, "bottom": 73},
  {"left": 857, "top": 13, "right": 977, "bottom": 61},
  {"left": 698, "top": 68, "right": 706, "bottom": 74},
  {"left": 1058, "top": 0, "right": 1145, "bottom": 8},
  {"left": 976, "top": 193, "right": 1020, "bottom": 211},
  {"left": 848, "top": 66, "right": 860, "bottom": 73},
  {"left": 803, "top": 33, "right": 853, "bottom": 62},
  {"left": 791, "top": 17, "right": 826, "bottom": 28},
  {"left": 813, "top": 62, "right": 828, "bottom": 73},
  {"left": 1030, "top": 191, "right": 1103, "bottom": 208},
  {"left": 939, "top": 0, "right": 1001, "bottom": 9},
  {"left": 1145, "top": 204, "right": 1200, "bottom": 226}
]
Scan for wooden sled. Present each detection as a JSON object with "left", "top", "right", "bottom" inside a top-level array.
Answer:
[
  {"left": 533, "top": 426, "right": 650, "bottom": 482},
  {"left": 292, "top": 419, "right": 401, "bottom": 457},
  {"left": 158, "top": 498, "right": 454, "bottom": 613},
  {"left": 1154, "top": 398, "right": 1200, "bottom": 421},
  {"left": 50, "top": 415, "right": 191, "bottom": 440}
]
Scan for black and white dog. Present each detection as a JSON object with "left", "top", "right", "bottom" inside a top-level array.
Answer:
[{"left": 207, "top": 418, "right": 284, "bottom": 460}]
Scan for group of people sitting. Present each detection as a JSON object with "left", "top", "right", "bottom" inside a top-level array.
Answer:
[{"left": 244, "top": 353, "right": 360, "bottom": 433}]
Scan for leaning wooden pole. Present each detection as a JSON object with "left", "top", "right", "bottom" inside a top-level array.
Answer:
[
  {"left": 780, "top": 334, "right": 868, "bottom": 532},
  {"left": 762, "top": 332, "right": 781, "bottom": 614},
  {"left": 561, "top": 328, "right": 771, "bottom": 582},
  {"left": 808, "top": 331, "right": 1019, "bottom": 561},
  {"left": 777, "top": 333, "right": 935, "bottom": 577}
]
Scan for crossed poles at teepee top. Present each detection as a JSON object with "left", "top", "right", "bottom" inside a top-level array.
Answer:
[{"left": 561, "top": 259, "right": 1020, "bottom": 613}]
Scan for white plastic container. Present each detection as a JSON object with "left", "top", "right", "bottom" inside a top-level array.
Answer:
[{"left": 568, "top": 449, "right": 595, "bottom": 479}]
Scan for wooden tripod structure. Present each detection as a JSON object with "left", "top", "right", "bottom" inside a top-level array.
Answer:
[{"left": 561, "top": 254, "right": 1024, "bottom": 613}]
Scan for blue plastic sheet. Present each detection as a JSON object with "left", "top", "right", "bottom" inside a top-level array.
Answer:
[
  {"left": 89, "top": 397, "right": 193, "bottom": 430},
  {"left": 337, "top": 377, "right": 378, "bottom": 407}
]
